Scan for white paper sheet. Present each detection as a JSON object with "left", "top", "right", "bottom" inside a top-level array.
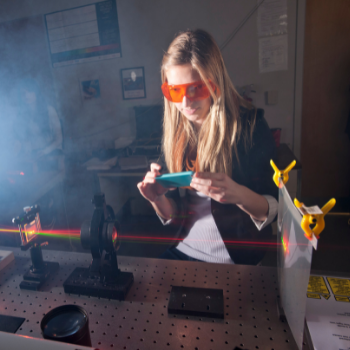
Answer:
[
  {"left": 257, "top": 0, "right": 288, "bottom": 37},
  {"left": 306, "top": 275, "right": 350, "bottom": 350},
  {"left": 259, "top": 35, "right": 288, "bottom": 73},
  {"left": 277, "top": 183, "right": 313, "bottom": 350}
]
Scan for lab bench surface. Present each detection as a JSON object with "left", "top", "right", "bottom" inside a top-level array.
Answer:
[{"left": 0, "top": 247, "right": 310, "bottom": 350}]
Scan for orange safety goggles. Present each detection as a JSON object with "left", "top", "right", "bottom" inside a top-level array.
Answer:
[{"left": 161, "top": 80, "right": 216, "bottom": 103}]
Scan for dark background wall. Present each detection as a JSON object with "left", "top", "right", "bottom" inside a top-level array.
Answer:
[{"left": 301, "top": 0, "right": 350, "bottom": 198}]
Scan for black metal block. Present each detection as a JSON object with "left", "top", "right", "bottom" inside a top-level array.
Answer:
[
  {"left": 168, "top": 286, "right": 224, "bottom": 319},
  {"left": 63, "top": 267, "right": 134, "bottom": 300},
  {"left": 20, "top": 261, "right": 59, "bottom": 291},
  {"left": 0, "top": 314, "right": 25, "bottom": 333}
]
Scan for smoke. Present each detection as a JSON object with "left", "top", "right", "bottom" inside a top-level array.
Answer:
[
  {"left": 0, "top": 10, "right": 161, "bottom": 250},
  {"left": 0, "top": 15, "right": 80, "bottom": 248}
]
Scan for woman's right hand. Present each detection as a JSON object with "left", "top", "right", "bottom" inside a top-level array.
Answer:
[{"left": 137, "top": 163, "right": 170, "bottom": 203}]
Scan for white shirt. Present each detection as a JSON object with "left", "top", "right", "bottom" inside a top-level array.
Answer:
[{"left": 159, "top": 189, "right": 278, "bottom": 264}]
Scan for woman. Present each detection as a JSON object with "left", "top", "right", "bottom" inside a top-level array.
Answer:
[{"left": 137, "top": 29, "right": 278, "bottom": 265}]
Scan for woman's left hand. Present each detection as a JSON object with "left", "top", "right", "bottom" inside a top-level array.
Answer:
[{"left": 190, "top": 172, "right": 244, "bottom": 205}]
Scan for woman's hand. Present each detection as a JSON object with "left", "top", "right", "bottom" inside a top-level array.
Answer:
[
  {"left": 190, "top": 172, "right": 269, "bottom": 221},
  {"left": 137, "top": 163, "right": 171, "bottom": 203},
  {"left": 190, "top": 172, "right": 244, "bottom": 204}
]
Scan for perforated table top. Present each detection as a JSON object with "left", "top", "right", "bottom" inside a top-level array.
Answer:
[{"left": 0, "top": 247, "right": 309, "bottom": 350}]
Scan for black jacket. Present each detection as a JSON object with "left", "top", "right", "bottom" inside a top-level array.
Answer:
[{"left": 165, "top": 107, "right": 278, "bottom": 265}]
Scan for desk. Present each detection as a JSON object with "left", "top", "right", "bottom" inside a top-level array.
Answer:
[{"left": 0, "top": 247, "right": 311, "bottom": 349}]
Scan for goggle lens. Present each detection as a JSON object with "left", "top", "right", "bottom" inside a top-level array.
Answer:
[{"left": 161, "top": 81, "right": 215, "bottom": 102}]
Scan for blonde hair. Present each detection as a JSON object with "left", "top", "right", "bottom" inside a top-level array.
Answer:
[{"left": 161, "top": 29, "right": 255, "bottom": 176}]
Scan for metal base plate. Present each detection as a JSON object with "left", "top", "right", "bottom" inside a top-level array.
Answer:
[
  {"left": 0, "top": 247, "right": 311, "bottom": 350},
  {"left": 20, "top": 261, "right": 59, "bottom": 291},
  {"left": 63, "top": 267, "right": 134, "bottom": 300},
  {"left": 168, "top": 286, "right": 224, "bottom": 318}
]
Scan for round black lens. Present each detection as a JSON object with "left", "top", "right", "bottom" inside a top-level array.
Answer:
[
  {"left": 44, "top": 310, "right": 86, "bottom": 337},
  {"left": 41, "top": 305, "right": 91, "bottom": 346}
]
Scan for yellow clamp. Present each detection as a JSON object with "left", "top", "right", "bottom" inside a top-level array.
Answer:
[
  {"left": 270, "top": 160, "right": 296, "bottom": 188},
  {"left": 294, "top": 198, "right": 336, "bottom": 239}
]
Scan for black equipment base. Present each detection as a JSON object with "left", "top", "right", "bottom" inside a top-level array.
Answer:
[
  {"left": 0, "top": 314, "right": 25, "bottom": 333},
  {"left": 168, "top": 286, "right": 224, "bottom": 319},
  {"left": 63, "top": 267, "right": 134, "bottom": 300},
  {"left": 20, "top": 261, "right": 59, "bottom": 291}
]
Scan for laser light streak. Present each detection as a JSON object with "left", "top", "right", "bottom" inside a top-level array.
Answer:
[
  {"left": 0, "top": 228, "right": 80, "bottom": 240},
  {"left": 1, "top": 227, "right": 285, "bottom": 250},
  {"left": 281, "top": 236, "right": 289, "bottom": 254}
]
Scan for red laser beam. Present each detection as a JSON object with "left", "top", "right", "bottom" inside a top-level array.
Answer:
[
  {"left": 0, "top": 227, "right": 80, "bottom": 238},
  {"left": 2, "top": 227, "right": 320, "bottom": 251},
  {"left": 0, "top": 227, "right": 279, "bottom": 246},
  {"left": 118, "top": 234, "right": 281, "bottom": 246}
]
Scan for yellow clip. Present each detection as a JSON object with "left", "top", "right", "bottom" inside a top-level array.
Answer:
[
  {"left": 294, "top": 198, "right": 336, "bottom": 239},
  {"left": 270, "top": 160, "right": 296, "bottom": 188}
]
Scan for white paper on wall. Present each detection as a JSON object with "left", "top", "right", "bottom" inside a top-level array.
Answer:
[
  {"left": 257, "top": 0, "right": 288, "bottom": 37},
  {"left": 259, "top": 35, "right": 288, "bottom": 73}
]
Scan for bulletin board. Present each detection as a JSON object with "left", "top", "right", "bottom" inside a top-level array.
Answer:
[{"left": 44, "top": 0, "right": 122, "bottom": 67}]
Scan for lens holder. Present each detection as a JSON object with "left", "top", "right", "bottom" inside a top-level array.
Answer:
[
  {"left": 13, "top": 205, "right": 59, "bottom": 291},
  {"left": 63, "top": 193, "right": 133, "bottom": 300}
]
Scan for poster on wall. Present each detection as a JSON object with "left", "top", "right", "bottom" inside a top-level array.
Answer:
[
  {"left": 259, "top": 35, "right": 288, "bottom": 73},
  {"left": 257, "top": 0, "right": 288, "bottom": 37},
  {"left": 80, "top": 79, "right": 101, "bottom": 101},
  {"left": 45, "top": 0, "right": 122, "bottom": 67},
  {"left": 121, "top": 67, "right": 146, "bottom": 100}
]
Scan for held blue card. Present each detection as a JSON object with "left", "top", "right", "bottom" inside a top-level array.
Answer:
[{"left": 156, "top": 171, "right": 194, "bottom": 188}]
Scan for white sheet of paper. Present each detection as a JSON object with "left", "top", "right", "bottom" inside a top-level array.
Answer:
[
  {"left": 257, "top": 0, "right": 288, "bottom": 37},
  {"left": 297, "top": 205, "right": 323, "bottom": 216},
  {"left": 278, "top": 184, "right": 312, "bottom": 349},
  {"left": 259, "top": 35, "right": 288, "bottom": 73},
  {"left": 306, "top": 275, "right": 350, "bottom": 350}
]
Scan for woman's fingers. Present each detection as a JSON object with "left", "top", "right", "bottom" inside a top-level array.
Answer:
[
  {"left": 144, "top": 172, "right": 157, "bottom": 183},
  {"left": 150, "top": 163, "right": 162, "bottom": 175},
  {"left": 191, "top": 182, "right": 227, "bottom": 202},
  {"left": 191, "top": 182, "right": 223, "bottom": 194},
  {"left": 138, "top": 164, "right": 167, "bottom": 202},
  {"left": 191, "top": 172, "right": 226, "bottom": 188},
  {"left": 143, "top": 177, "right": 156, "bottom": 184},
  {"left": 191, "top": 177, "right": 221, "bottom": 188}
]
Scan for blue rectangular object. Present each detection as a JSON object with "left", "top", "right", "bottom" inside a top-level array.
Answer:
[{"left": 156, "top": 171, "right": 194, "bottom": 188}]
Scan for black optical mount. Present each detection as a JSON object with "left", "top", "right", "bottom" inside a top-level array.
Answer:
[
  {"left": 63, "top": 193, "right": 134, "bottom": 300},
  {"left": 13, "top": 205, "right": 59, "bottom": 291}
]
